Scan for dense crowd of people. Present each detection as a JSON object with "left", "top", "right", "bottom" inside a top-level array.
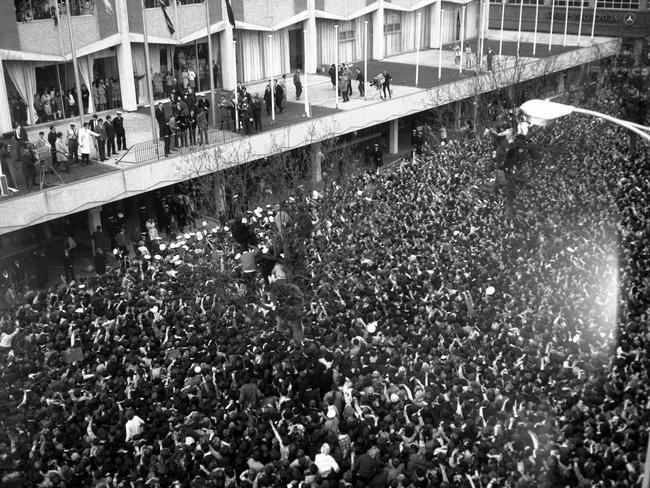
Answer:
[{"left": 0, "top": 65, "right": 649, "bottom": 488}]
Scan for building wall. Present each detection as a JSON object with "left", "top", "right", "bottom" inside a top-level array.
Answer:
[
  {"left": 0, "top": 3, "right": 21, "bottom": 52},
  {"left": 488, "top": 4, "right": 650, "bottom": 38},
  {"left": 97, "top": 0, "right": 119, "bottom": 39}
]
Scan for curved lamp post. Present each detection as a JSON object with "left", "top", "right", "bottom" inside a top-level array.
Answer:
[{"left": 520, "top": 99, "right": 650, "bottom": 142}]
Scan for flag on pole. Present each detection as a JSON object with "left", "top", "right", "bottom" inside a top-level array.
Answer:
[
  {"left": 103, "top": 0, "right": 113, "bottom": 15},
  {"left": 159, "top": 0, "right": 175, "bottom": 35},
  {"left": 225, "top": 0, "right": 236, "bottom": 28}
]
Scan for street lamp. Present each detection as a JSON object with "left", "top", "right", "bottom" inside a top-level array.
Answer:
[{"left": 520, "top": 99, "right": 650, "bottom": 142}]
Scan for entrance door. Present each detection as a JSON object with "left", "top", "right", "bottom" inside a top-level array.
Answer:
[{"left": 288, "top": 29, "right": 304, "bottom": 71}]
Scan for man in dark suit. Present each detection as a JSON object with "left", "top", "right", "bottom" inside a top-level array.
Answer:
[
  {"left": 113, "top": 111, "right": 126, "bottom": 151},
  {"left": 95, "top": 118, "right": 107, "bottom": 161},
  {"left": 356, "top": 68, "right": 365, "bottom": 97},
  {"left": 47, "top": 125, "right": 58, "bottom": 169},
  {"left": 155, "top": 102, "right": 166, "bottom": 133},
  {"left": 14, "top": 122, "right": 28, "bottom": 159},
  {"left": 104, "top": 115, "right": 116, "bottom": 157}
]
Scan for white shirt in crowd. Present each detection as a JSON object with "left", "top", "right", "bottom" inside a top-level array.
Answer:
[
  {"left": 125, "top": 415, "right": 145, "bottom": 442},
  {"left": 314, "top": 444, "right": 340, "bottom": 477}
]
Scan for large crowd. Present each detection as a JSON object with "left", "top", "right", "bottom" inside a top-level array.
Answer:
[{"left": 0, "top": 70, "right": 648, "bottom": 488}]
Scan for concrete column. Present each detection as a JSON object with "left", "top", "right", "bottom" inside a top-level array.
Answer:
[
  {"left": 0, "top": 58, "right": 14, "bottom": 134},
  {"left": 430, "top": 1, "right": 441, "bottom": 49},
  {"left": 311, "top": 142, "right": 323, "bottom": 184},
  {"left": 115, "top": 0, "right": 137, "bottom": 111},
  {"left": 388, "top": 119, "right": 399, "bottom": 154},
  {"left": 214, "top": 172, "right": 226, "bottom": 214},
  {"left": 220, "top": 0, "right": 237, "bottom": 90},
  {"left": 372, "top": 0, "right": 385, "bottom": 60},
  {"left": 304, "top": 0, "right": 317, "bottom": 73},
  {"left": 88, "top": 206, "right": 102, "bottom": 253},
  {"left": 454, "top": 101, "right": 462, "bottom": 129}
]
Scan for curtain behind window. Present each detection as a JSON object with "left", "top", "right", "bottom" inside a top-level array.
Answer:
[{"left": 5, "top": 61, "right": 37, "bottom": 125}]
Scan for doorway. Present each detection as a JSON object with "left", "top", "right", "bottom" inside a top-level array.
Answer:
[{"left": 288, "top": 29, "right": 304, "bottom": 71}]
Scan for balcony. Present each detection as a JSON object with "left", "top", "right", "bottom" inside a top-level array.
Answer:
[{"left": 17, "top": 15, "right": 99, "bottom": 56}]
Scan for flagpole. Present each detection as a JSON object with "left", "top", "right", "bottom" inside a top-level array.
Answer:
[
  {"left": 533, "top": 0, "right": 540, "bottom": 55},
  {"left": 303, "top": 29, "right": 310, "bottom": 117},
  {"left": 205, "top": 0, "right": 217, "bottom": 127},
  {"left": 499, "top": 0, "right": 505, "bottom": 60},
  {"left": 459, "top": 6, "right": 465, "bottom": 74},
  {"left": 363, "top": 20, "right": 368, "bottom": 101},
  {"left": 477, "top": 0, "right": 485, "bottom": 70},
  {"left": 590, "top": 0, "right": 597, "bottom": 42},
  {"left": 548, "top": 0, "right": 555, "bottom": 52},
  {"left": 65, "top": 0, "right": 84, "bottom": 127},
  {"left": 577, "top": 0, "right": 585, "bottom": 45},
  {"left": 562, "top": 0, "right": 569, "bottom": 47},
  {"left": 415, "top": 12, "right": 422, "bottom": 85},
  {"left": 233, "top": 39, "right": 239, "bottom": 132},
  {"left": 334, "top": 24, "right": 339, "bottom": 109},
  {"left": 140, "top": 0, "right": 158, "bottom": 143},
  {"left": 438, "top": 10, "right": 443, "bottom": 81},
  {"left": 516, "top": 0, "right": 523, "bottom": 58},
  {"left": 269, "top": 34, "right": 275, "bottom": 122}
]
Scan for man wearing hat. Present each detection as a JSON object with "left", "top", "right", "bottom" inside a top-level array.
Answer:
[
  {"left": 67, "top": 123, "right": 79, "bottom": 166},
  {"left": 113, "top": 111, "right": 126, "bottom": 151}
]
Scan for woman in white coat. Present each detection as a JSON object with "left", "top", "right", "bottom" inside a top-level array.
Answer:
[{"left": 78, "top": 122, "right": 99, "bottom": 166}]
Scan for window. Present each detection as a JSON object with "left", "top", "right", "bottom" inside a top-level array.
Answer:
[
  {"left": 145, "top": 0, "right": 169, "bottom": 7},
  {"left": 597, "top": 0, "right": 639, "bottom": 8},
  {"left": 384, "top": 11, "right": 401, "bottom": 33},
  {"left": 555, "top": 0, "right": 589, "bottom": 6},
  {"left": 509, "top": 0, "right": 544, "bottom": 4},
  {"left": 339, "top": 20, "right": 355, "bottom": 41},
  {"left": 15, "top": 0, "right": 95, "bottom": 22}
]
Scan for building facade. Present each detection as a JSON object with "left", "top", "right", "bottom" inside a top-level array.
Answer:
[{"left": 2, "top": 0, "right": 489, "bottom": 133}]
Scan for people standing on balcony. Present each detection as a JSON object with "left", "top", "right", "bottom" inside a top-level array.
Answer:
[
  {"left": 264, "top": 83, "right": 272, "bottom": 116},
  {"left": 34, "top": 94, "right": 45, "bottom": 124},
  {"left": 279, "top": 74, "right": 288, "bottom": 109},
  {"left": 15, "top": 121, "right": 28, "bottom": 160},
  {"left": 197, "top": 109, "right": 208, "bottom": 145},
  {"left": 455, "top": 44, "right": 461, "bottom": 66},
  {"left": 95, "top": 118, "right": 107, "bottom": 161},
  {"left": 0, "top": 143, "right": 17, "bottom": 190},
  {"left": 55, "top": 132, "right": 70, "bottom": 173},
  {"left": 356, "top": 68, "right": 365, "bottom": 98},
  {"left": 67, "top": 123, "right": 79, "bottom": 166},
  {"left": 104, "top": 115, "right": 116, "bottom": 157},
  {"left": 329, "top": 64, "right": 337, "bottom": 89},
  {"left": 486, "top": 47, "right": 494, "bottom": 72},
  {"left": 42, "top": 91, "right": 52, "bottom": 121},
  {"left": 91, "top": 82, "right": 100, "bottom": 112},
  {"left": 113, "top": 111, "right": 126, "bottom": 151},
  {"left": 274, "top": 80, "right": 284, "bottom": 114},
  {"left": 293, "top": 70, "right": 302, "bottom": 101},
  {"left": 339, "top": 73, "right": 349, "bottom": 103},
  {"left": 197, "top": 95, "right": 209, "bottom": 124},
  {"left": 66, "top": 90, "right": 78, "bottom": 117},
  {"left": 382, "top": 70, "right": 392, "bottom": 100},
  {"left": 465, "top": 44, "right": 473, "bottom": 69},
  {"left": 97, "top": 80, "right": 107, "bottom": 112},
  {"left": 105, "top": 79, "right": 114, "bottom": 110},
  {"left": 187, "top": 110, "right": 197, "bottom": 146},
  {"left": 81, "top": 84, "right": 90, "bottom": 113},
  {"left": 21, "top": 143, "right": 38, "bottom": 192},
  {"left": 252, "top": 94, "right": 262, "bottom": 132},
  {"left": 78, "top": 122, "right": 99, "bottom": 166},
  {"left": 48, "top": 125, "right": 58, "bottom": 170}
]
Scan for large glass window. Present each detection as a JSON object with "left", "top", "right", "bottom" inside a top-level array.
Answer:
[
  {"left": 384, "top": 11, "right": 401, "bottom": 33},
  {"left": 14, "top": 0, "right": 95, "bottom": 21},
  {"left": 145, "top": 0, "right": 169, "bottom": 7},
  {"left": 339, "top": 20, "right": 355, "bottom": 41},
  {"left": 508, "top": 0, "right": 545, "bottom": 4},
  {"left": 596, "top": 0, "right": 639, "bottom": 8}
]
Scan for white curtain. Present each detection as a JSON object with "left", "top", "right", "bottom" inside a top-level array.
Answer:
[
  {"left": 237, "top": 30, "right": 263, "bottom": 82},
  {"left": 441, "top": 6, "right": 461, "bottom": 45},
  {"left": 400, "top": 8, "right": 430, "bottom": 53},
  {"left": 465, "top": 1, "right": 479, "bottom": 40},
  {"left": 132, "top": 44, "right": 147, "bottom": 104},
  {"left": 317, "top": 19, "right": 338, "bottom": 67},
  {"left": 150, "top": 45, "right": 162, "bottom": 76},
  {"left": 79, "top": 55, "right": 96, "bottom": 113},
  {"left": 265, "top": 28, "right": 290, "bottom": 78},
  {"left": 4, "top": 61, "right": 37, "bottom": 125},
  {"left": 5, "top": 61, "right": 37, "bottom": 125}
]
